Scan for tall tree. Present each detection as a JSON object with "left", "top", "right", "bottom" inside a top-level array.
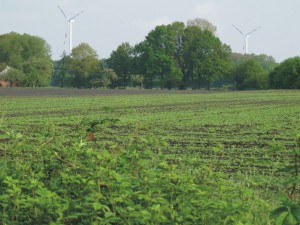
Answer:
[
  {"left": 167, "top": 22, "right": 186, "bottom": 87},
  {"left": 0, "top": 32, "right": 52, "bottom": 86},
  {"left": 132, "top": 41, "right": 154, "bottom": 88},
  {"left": 183, "top": 26, "right": 231, "bottom": 90},
  {"left": 107, "top": 42, "right": 133, "bottom": 88},
  {"left": 134, "top": 25, "right": 182, "bottom": 89},
  {"left": 68, "top": 43, "right": 101, "bottom": 88}
]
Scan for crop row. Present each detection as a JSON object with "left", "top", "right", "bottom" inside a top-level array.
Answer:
[{"left": 1, "top": 90, "right": 300, "bottom": 193}]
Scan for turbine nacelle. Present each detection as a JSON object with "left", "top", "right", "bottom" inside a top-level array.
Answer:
[{"left": 233, "top": 24, "right": 261, "bottom": 55}]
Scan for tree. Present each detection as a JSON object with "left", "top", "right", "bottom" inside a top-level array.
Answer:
[
  {"left": 233, "top": 58, "right": 268, "bottom": 90},
  {"left": 97, "top": 68, "right": 117, "bottom": 89},
  {"left": 134, "top": 25, "right": 182, "bottom": 89},
  {"left": 167, "top": 22, "right": 185, "bottom": 70},
  {"left": 269, "top": 57, "right": 300, "bottom": 89},
  {"left": 231, "top": 53, "right": 277, "bottom": 73},
  {"left": 132, "top": 19, "right": 231, "bottom": 90},
  {"left": 0, "top": 63, "right": 7, "bottom": 72},
  {"left": 166, "top": 22, "right": 186, "bottom": 88},
  {"left": 68, "top": 43, "right": 101, "bottom": 88},
  {"left": 0, "top": 32, "right": 53, "bottom": 86},
  {"left": 107, "top": 43, "right": 133, "bottom": 88},
  {"left": 230, "top": 53, "right": 277, "bottom": 90},
  {"left": 131, "top": 74, "right": 144, "bottom": 88},
  {"left": 132, "top": 41, "right": 155, "bottom": 88},
  {"left": 187, "top": 18, "right": 217, "bottom": 34},
  {"left": 183, "top": 26, "right": 231, "bottom": 90},
  {"left": 254, "top": 54, "right": 277, "bottom": 72},
  {"left": 22, "top": 57, "right": 53, "bottom": 87},
  {"left": 0, "top": 32, "right": 51, "bottom": 69},
  {"left": 52, "top": 52, "right": 72, "bottom": 87}
]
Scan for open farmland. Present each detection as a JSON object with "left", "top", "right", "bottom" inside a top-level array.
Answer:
[{"left": 0, "top": 88, "right": 300, "bottom": 224}]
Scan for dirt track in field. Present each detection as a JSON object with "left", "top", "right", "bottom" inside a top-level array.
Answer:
[{"left": 0, "top": 87, "right": 208, "bottom": 97}]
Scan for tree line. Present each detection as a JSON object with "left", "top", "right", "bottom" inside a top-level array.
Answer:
[{"left": 0, "top": 19, "right": 299, "bottom": 89}]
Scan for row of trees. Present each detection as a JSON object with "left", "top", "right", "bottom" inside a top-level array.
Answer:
[
  {"left": 0, "top": 19, "right": 300, "bottom": 89},
  {"left": 52, "top": 20, "right": 232, "bottom": 90}
]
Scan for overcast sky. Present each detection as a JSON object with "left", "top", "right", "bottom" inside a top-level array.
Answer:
[{"left": 1, "top": 0, "right": 299, "bottom": 62}]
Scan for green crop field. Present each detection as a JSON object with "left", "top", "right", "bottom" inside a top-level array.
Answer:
[{"left": 0, "top": 89, "right": 300, "bottom": 224}]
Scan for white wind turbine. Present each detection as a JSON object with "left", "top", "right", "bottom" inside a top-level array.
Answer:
[
  {"left": 58, "top": 5, "right": 84, "bottom": 55},
  {"left": 232, "top": 25, "right": 261, "bottom": 55}
]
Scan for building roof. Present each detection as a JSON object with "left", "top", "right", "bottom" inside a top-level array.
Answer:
[
  {"left": 0, "top": 66, "right": 12, "bottom": 79},
  {"left": 0, "top": 66, "right": 11, "bottom": 74}
]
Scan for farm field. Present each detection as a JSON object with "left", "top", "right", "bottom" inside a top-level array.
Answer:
[{"left": 0, "top": 88, "right": 300, "bottom": 224}]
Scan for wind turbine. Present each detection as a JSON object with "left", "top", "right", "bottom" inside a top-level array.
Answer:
[
  {"left": 232, "top": 25, "right": 261, "bottom": 55},
  {"left": 58, "top": 5, "right": 84, "bottom": 55}
]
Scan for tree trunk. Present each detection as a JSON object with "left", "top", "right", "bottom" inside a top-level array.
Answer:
[
  {"left": 207, "top": 77, "right": 211, "bottom": 91},
  {"left": 160, "top": 74, "right": 164, "bottom": 90}
]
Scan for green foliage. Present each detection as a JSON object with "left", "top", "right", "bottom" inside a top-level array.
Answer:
[
  {"left": 231, "top": 53, "right": 277, "bottom": 73},
  {"left": 134, "top": 24, "right": 183, "bottom": 89},
  {"left": 0, "top": 62, "right": 7, "bottom": 71},
  {"left": 1, "top": 89, "right": 299, "bottom": 224},
  {"left": 97, "top": 68, "right": 118, "bottom": 89},
  {"left": 271, "top": 136, "right": 300, "bottom": 224},
  {"left": 0, "top": 67, "right": 25, "bottom": 85},
  {"left": 0, "top": 32, "right": 51, "bottom": 68},
  {"left": 107, "top": 42, "right": 134, "bottom": 88},
  {"left": 233, "top": 58, "right": 269, "bottom": 90},
  {"left": 182, "top": 26, "right": 231, "bottom": 90},
  {"left": 52, "top": 52, "right": 73, "bottom": 87},
  {"left": 270, "top": 56, "right": 300, "bottom": 89},
  {"left": 48, "top": 17, "right": 298, "bottom": 90},
  {"left": 22, "top": 57, "right": 53, "bottom": 87},
  {"left": 131, "top": 74, "right": 144, "bottom": 88},
  {"left": 69, "top": 43, "right": 101, "bottom": 88},
  {"left": 0, "top": 126, "right": 271, "bottom": 224},
  {"left": 132, "top": 21, "right": 231, "bottom": 90},
  {"left": 0, "top": 88, "right": 300, "bottom": 222},
  {"left": 271, "top": 202, "right": 300, "bottom": 225},
  {"left": 0, "top": 32, "right": 53, "bottom": 87}
]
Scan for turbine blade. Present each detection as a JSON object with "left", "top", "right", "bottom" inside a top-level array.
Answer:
[
  {"left": 58, "top": 5, "right": 69, "bottom": 20},
  {"left": 70, "top": 10, "right": 84, "bottom": 20},
  {"left": 232, "top": 24, "right": 245, "bottom": 36},
  {"left": 246, "top": 26, "right": 261, "bottom": 36}
]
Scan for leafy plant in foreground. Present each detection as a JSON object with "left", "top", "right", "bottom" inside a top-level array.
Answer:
[
  {"left": 271, "top": 135, "right": 300, "bottom": 225},
  {"left": 0, "top": 126, "right": 271, "bottom": 224}
]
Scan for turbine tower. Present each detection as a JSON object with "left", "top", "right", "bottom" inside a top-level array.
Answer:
[
  {"left": 232, "top": 25, "right": 261, "bottom": 55},
  {"left": 58, "top": 5, "right": 84, "bottom": 55}
]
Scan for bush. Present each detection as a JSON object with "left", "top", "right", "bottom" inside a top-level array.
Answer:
[{"left": 0, "top": 129, "right": 271, "bottom": 224}]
